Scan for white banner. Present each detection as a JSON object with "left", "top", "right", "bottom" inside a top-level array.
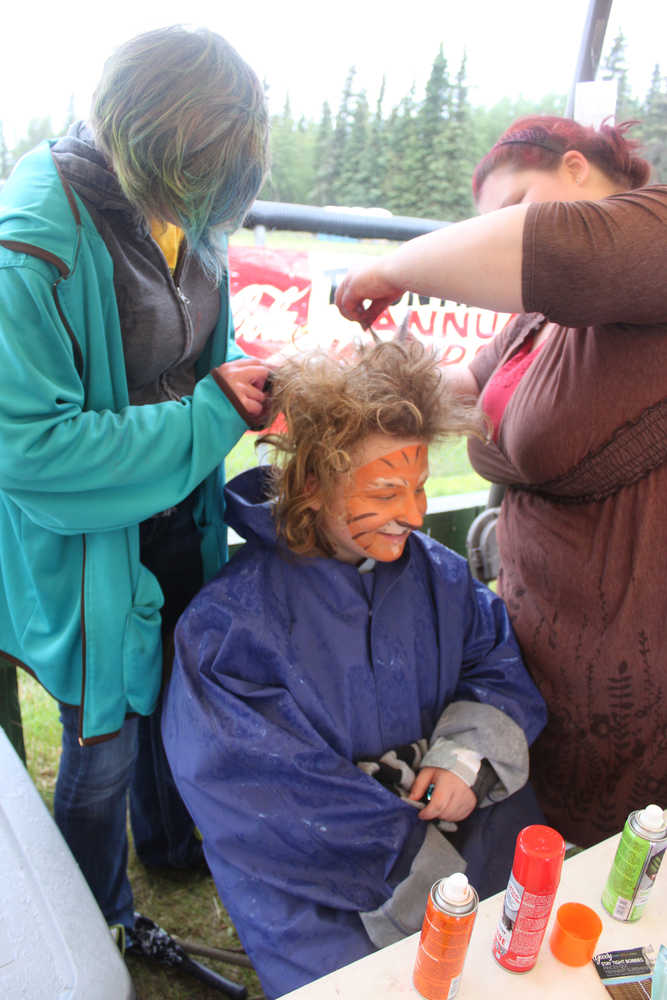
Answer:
[{"left": 229, "top": 245, "right": 511, "bottom": 365}]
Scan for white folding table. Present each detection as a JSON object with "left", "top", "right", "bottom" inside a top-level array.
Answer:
[{"left": 279, "top": 828, "right": 667, "bottom": 998}]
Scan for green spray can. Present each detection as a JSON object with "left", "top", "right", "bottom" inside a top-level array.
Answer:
[{"left": 601, "top": 804, "right": 667, "bottom": 922}]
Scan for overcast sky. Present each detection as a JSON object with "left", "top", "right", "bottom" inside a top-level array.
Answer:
[{"left": 2, "top": 0, "right": 665, "bottom": 147}]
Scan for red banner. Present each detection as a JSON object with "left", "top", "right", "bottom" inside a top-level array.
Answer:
[{"left": 229, "top": 245, "right": 510, "bottom": 365}]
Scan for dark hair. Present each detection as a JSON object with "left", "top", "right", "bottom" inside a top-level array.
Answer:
[
  {"left": 259, "top": 339, "right": 484, "bottom": 556},
  {"left": 472, "top": 115, "right": 651, "bottom": 201},
  {"left": 91, "top": 25, "right": 269, "bottom": 282}
]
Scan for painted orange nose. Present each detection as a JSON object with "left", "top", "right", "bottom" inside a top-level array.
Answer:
[{"left": 400, "top": 493, "right": 425, "bottom": 528}]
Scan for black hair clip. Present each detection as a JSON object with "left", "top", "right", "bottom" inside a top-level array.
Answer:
[{"left": 497, "top": 129, "right": 564, "bottom": 155}]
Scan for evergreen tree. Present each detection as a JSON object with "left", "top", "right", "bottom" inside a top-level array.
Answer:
[
  {"left": 642, "top": 64, "right": 667, "bottom": 182},
  {"left": 420, "top": 47, "right": 450, "bottom": 144},
  {"left": 416, "top": 46, "right": 451, "bottom": 217},
  {"left": 600, "top": 31, "right": 639, "bottom": 121},
  {"left": 436, "top": 54, "right": 475, "bottom": 221},
  {"left": 275, "top": 97, "right": 296, "bottom": 200},
  {"left": 330, "top": 67, "right": 357, "bottom": 202},
  {"left": 260, "top": 96, "right": 294, "bottom": 201},
  {"left": 260, "top": 97, "right": 316, "bottom": 204},
  {"left": 292, "top": 116, "right": 318, "bottom": 203},
  {"left": 363, "top": 80, "right": 387, "bottom": 208},
  {"left": 644, "top": 63, "right": 662, "bottom": 123},
  {"left": 311, "top": 101, "right": 335, "bottom": 204},
  {"left": 382, "top": 87, "right": 421, "bottom": 216},
  {"left": 337, "top": 92, "right": 371, "bottom": 205}
]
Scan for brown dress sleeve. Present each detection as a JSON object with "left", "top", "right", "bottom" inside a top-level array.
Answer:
[{"left": 522, "top": 186, "right": 667, "bottom": 326}]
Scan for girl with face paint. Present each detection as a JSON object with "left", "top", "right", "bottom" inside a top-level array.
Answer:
[
  {"left": 318, "top": 436, "right": 429, "bottom": 564},
  {"left": 163, "top": 340, "right": 548, "bottom": 1000}
]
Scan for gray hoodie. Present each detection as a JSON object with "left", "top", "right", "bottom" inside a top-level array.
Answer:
[{"left": 52, "top": 123, "right": 220, "bottom": 404}]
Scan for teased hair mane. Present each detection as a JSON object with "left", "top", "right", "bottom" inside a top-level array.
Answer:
[{"left": 259, "top": 340, "right": 484, "bottom": 556}]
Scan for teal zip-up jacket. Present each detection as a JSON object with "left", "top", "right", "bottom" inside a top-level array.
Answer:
[{"left": 0, "top": 141, "right": 249, "bottom": 742}]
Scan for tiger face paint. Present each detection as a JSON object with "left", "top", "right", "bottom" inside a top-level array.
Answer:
[{"left": 322, "top": 435, "right": 429, "bottom": 564}]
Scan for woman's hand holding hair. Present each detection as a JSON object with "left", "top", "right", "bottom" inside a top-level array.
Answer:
[
  {"left": 212, "top": 357, "right": 271, "bottom": 426},
  {"left": 335, "top": 260, "right": 406, "bottom": 329}
]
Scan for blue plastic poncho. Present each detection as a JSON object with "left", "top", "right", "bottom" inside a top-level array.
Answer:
[{"left": 163, "top": 467, "right": 546, "bottom": 997}]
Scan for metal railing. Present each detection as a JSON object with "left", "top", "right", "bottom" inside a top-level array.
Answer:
[{"left": 244, "top": 201, "right": 449, "bottom": 242}]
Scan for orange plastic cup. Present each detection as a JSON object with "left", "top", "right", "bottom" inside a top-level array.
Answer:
[{"left": 549, "top": 902, "right": 603, "bottom": 966}]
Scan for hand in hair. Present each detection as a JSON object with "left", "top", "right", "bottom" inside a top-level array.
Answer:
[
  {"left": 335, "top": 262, "right": 404, "bottom": 329},
  {"left": 212, "top": 357, "right": 270, "bottom": 426}
]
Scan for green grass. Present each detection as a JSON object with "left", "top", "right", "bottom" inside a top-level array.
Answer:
[{"left": 19, "top": 672, "right": 62, "bottom": 814}]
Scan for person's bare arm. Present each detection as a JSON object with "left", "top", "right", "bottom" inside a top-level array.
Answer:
[
  {"left": 335, "top": 204, "right": 527, "bottom": 329},
  {"left": 442, "top": 364, "right": 480, "bottom": 401}
]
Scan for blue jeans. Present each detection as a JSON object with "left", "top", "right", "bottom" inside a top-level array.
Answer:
[
  {"left": 54, "top": 496, "right": 204, "bottom": 929},
  {"left": 55, "top": 698, "right": 201, "bottom": 928},
  {"left": 55, "top": 704, "right": 137, "bottom": 928}
]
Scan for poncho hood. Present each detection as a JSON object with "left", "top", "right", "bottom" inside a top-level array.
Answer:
[{"left": 224, "top": 466, "right": 282, "bottom": 549}]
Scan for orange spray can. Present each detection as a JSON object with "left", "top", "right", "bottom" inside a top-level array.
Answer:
[
  {"left": 492, "top": 824, "right": 566, "bottom": 972},
  {"left": 413, "top": 872, "right": 478, "bottom": 1000}
]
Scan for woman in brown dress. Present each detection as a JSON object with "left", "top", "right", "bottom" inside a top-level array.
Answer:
[{"left": 335, "top": 115, "right": 667, "bottom": 848}]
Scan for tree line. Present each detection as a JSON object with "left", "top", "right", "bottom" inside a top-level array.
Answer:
[
  {"left": 261, "top": 52, "right": 565, "bottom": 222},
  {"left": 262, "top": 31, "right": 667, "bottom": 220},
  {"left": 1, "top": 32, "right": 665, "bottom": 223}
]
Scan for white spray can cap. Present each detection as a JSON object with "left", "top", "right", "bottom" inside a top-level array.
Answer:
[
  {"left": 440, "top": 872, "right": 471, "bottom": 904},
  {"left": 638, "top": 804, "right": 666, "bottom": 833}
]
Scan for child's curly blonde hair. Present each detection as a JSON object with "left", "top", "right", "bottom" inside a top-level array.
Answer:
[{"left": 259, "top": 339, "right": 484, "bottom": 556}]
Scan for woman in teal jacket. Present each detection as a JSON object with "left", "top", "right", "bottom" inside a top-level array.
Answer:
[{"left": 0, "top": 25, "right": 269, "bottom": 950}]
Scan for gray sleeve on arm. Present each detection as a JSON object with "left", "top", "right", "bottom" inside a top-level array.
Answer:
[
  {"left": 359, "top": 824, "right": 465, "bottom": 948},
  {"left": 421, "top": 700, "right": 529, "bottom": 805}
]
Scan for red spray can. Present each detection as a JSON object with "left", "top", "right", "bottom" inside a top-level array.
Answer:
[
  {"left": 492, "top": 824, "right": 566, "bottom": 972},
  {"left": 413, "top": 872, "right": 478, "bottom": 999}
]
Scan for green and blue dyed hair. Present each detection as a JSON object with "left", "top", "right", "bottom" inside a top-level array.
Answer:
[{"left": 91, "top": 25, "right": 269, "bottom": 282}]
